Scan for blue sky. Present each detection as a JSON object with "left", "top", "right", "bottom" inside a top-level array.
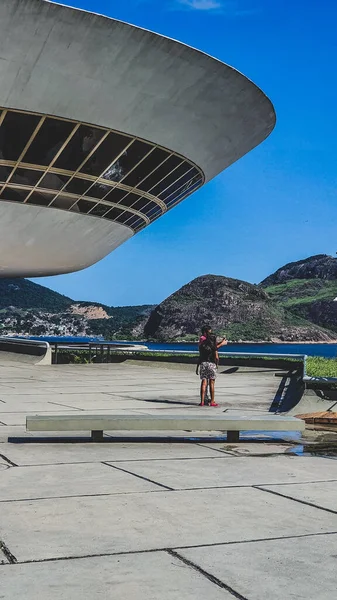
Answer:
[{"left": 34, "top": 0, "right": 337, "bottom": 306}]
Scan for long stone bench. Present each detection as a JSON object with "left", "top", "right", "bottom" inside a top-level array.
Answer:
[{"left": 26, "top": 414, "right": 305, "bottom": 442}]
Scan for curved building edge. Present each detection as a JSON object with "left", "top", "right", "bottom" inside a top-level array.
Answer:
[
  {"left": 0, "top": 0, "right": 276, "bottom": 277},
  {"left": 0, "top": 0, "right": 276, "bottom": 182}
]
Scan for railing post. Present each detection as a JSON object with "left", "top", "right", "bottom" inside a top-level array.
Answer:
[{"left": 54, "top": 343, "right": 58, "bottom": 365}]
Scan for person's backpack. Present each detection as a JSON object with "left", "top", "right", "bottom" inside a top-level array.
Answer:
[{"left": 199, "top": 336, "right": 216, "bottom": 363}]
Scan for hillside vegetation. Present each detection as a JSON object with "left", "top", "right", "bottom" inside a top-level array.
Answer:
[
  {"left": 262, "top": 256, "right": 337, "bottom": 334},
  {"left": 264, "top": 279, "right": 337, "bottom": 307},
  {"left": 1, "top": 254, "right": 337, "bottom": 342},
  {"left": 0, "top": 279, "right": 72, "bottom": 311}
]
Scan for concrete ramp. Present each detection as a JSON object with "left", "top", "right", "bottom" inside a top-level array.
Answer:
[{"left": 288, "top": 388, "right": 337, "bottom": 417}]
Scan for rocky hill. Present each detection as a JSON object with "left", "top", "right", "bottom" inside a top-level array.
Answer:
[
  {"left": 261, "top": 254, "right": 337, "bottom": 286},
  {"left": 143, "top": 274, "right": 336, "bottom": 342},
  {"left": 261, "top": 255, "right": 337, "bottom": 333}
]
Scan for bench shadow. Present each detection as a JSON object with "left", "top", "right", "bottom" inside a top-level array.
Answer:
[
  {"left": 269, "top": 369, "right": 305, "bottom": 413},
  {"left": 8, "top": 434, "right": 296, "bottom": 444},
  {"left": 140, "top": 398, "right": 197, "bottom": 407}
]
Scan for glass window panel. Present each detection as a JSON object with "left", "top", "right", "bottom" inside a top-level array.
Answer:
[
  {"left": 37, "top": 172, "right": 69, "bottom": 191},
  {"left": 142, "top": 201, "right": 161, "bottom": 216},
  {"left": 159, "top": 166, "right": 195, "bottom": 200},
  {"left": 122, "top": 148, "right": 168, "bottom": 188},
  {"left": 119, "top": 192, "right": 139, "bottom": 208},
  {"left": 84, "top": 182, "right": 112, "bottom": 200},
  {"left": 166, "top": 174, "right": 202, "bottom": 204},
  {"left": 0, "top": 186, "right": 29, "bottom": 202},
  {"left": 131, "top": 198, "right": 158, "bottom": 213},
  {"left": 77, "top": 199, "right": 96, "bottom": 214},
  {"left": 10, "top": 168, "right": 43, "bottom": 186},
  {"left": 88, "top": 203, "right": 111, "bottom": 217},
  {"left": 170, "top": 173, "right": 201, "bottom": 198},
  {"left": 63, "top": 177, "right": 92, "bottom": 195},
  {"left": 139, "top": 155, "right": 181, "bottom": 193},
  {"left": 54, "top": 125, "right": 106, "bottom": 171},
  {"left": 165, "top": 178, "right": 202, "bottom": 208},
  {"left": 123, "top": 213, "right": 139, "bottom": 226},
  {"left": 51, "top": 195, "right": 78, "bottom": 210},
  {"left": 23, "top": 118, "right": 75, "bottom": 167},
  {"left": 102, "top": 140, "right": 152, "bottom": 183},
  {"left": 149, "top": 169, "right": 186, "bottom": 197},
  {"left": 104, "top": 207, "right": 125, "bottom": 221},
  {"left": 80, "top": 132, "right": 130, "bottom": 176},
  {"left": 104, "top": 187, "right": 127, "bottom": 204},
  {"left": 0, "top": 112, "right": 41, "bottom": 161},
  {"left": 147, "top": 207, "right": 162, "bottom": 219},
  {"left": 22, "top": 118, "right": 75, "bottom": 166},
  {"left": 26, "top": 191, "right": 55, "bottom": 207},
  {"left": 156, "top": 163, "right": 193, "bottom": 198},
  {"left": 129, "top": 216, "right": 146, "bottom": 230},
  {"left": 115, "top": 211, "right": 137, "bottom": 225},
  {"left": 0, "top": 165, "right": 12, "bottom": 182}
]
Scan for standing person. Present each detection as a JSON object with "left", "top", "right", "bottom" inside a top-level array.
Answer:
[
  {"left": 196, "top": 332, "right": 219, "bottom": 406},
  {"left": 199, "top": 326, "right": 227, "bottom": 351},
  {"left": 199, "top": 326, "right": 212, "bottom": 404}
]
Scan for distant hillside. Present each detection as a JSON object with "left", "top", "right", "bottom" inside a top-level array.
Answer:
[
  {"left": 0, "top": 277, "right": 154, "bottom": 339},
  {"left": 262, "top": 255, "right": 337, "bottom": 333},
  {"left": 89, "top": 305, "right": 154, "bottom": 340},
  {"left": 2, "top": 255, "right": 337, "bottom": 342},
  {"left": 143, "top": 274, "right": 336, "bottom": 342},
  {"left": 0, "top": 278, "right": 72, "bottom": 311}
]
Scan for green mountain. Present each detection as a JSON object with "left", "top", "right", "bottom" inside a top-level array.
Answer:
[
  {"left": 0, "top": 278, "right": 72, "bottom": 311},
  {"left": 261, "top": 255, "right": 337, "bottom": 333}
]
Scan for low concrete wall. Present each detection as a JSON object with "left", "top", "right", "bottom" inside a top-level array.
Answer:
[
  {"left": 116, "top": 353, "right": 304, "bottom": 372},
  {"left": 0, "top": 337, "right": 51, "bottom": 365}
]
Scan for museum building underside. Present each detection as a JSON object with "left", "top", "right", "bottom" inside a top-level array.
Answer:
[{"left": 0, "top": 108, "right": 203, "bottom": 234}]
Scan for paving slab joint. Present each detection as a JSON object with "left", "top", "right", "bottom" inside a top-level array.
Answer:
[
  {"left": 166, "top": 549, "right": 249, "bottom": 600},
  {"left": 102, "top": 461, "right": 174, "bottom": 491},
  {"left": 253, "top": 485, "right": 337, "bottom": 515}
]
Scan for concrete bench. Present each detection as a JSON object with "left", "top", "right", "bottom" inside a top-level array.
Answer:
[{"left": 26, "top": 414, "right": 305, "bottom": 442}]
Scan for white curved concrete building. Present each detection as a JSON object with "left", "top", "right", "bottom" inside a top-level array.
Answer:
[{"left": 0, "top": 0, "right": 275, "bottom": 277}]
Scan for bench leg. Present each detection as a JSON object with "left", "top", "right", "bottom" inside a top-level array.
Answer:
[
  {"left": 91, "top": 430, "right": 104, "bottom": 442},
  {"left": 227, "top": 430, "right": 240, "bottom": 443}
]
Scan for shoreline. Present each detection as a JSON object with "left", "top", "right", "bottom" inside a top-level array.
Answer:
[{"left": 142, "top": 340, "right": 337, "bottom": 345}]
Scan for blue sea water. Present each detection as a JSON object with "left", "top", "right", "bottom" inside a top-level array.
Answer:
[{"left": 28, "top": 336, "right": 337, "bottom": 358}]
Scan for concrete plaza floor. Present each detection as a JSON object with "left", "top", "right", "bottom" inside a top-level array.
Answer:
[{"left": 0, "top": 359, "right": 336, "bottom": 599}]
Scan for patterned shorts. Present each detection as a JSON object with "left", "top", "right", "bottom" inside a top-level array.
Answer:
[{"left": 200, "top": 362, "right": 217, "bottom": 380}]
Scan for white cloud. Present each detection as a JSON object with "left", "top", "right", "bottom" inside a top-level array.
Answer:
[
  {"left": 178, "top": 0, "right": 223, "bottom": 10},
  {"left": 175, "top": 0, "right": 257, "bottom": 14},
  {"left": 117, "top": 0, "right": 258, "bottom": 16}
]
